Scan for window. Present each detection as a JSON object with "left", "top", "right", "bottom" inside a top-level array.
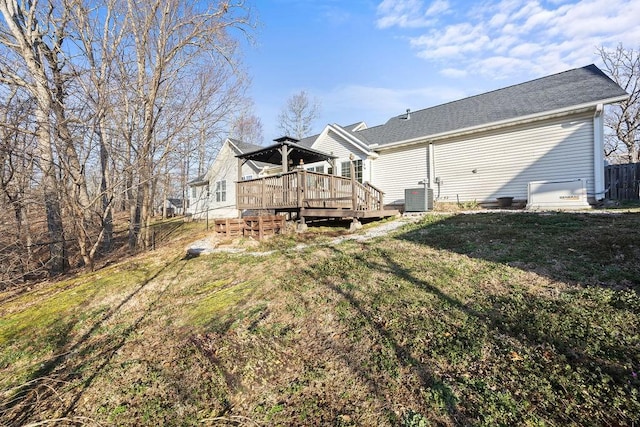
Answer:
[
  {"left": 215, "top": 180, "right": 226, "bottom": 202},
  {"left": 306, "top": 165, "right": 325, "bottom": 173},
  {"left": 242, "top": 175, "right": 253, "bottom": 181},
  {"left": 340, "top": 160, "right": 363, "bottom": 183},
  {"left": 191, "top": 187, "right": 196, "bottom": 198}
]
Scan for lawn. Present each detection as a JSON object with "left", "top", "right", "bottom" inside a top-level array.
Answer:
[{"left": 0, "top": 211, "right": 638, "bottom": 426}]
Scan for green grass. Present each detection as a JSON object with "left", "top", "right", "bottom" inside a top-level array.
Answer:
[{"left": 0, "top": 211, "right": 639, "bottom": 426}]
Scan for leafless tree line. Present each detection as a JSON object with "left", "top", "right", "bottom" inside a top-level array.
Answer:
[
  {"left": 0, "top": 0, "right": 254, "bottom": 283},
  {"left": 599, "top": 44, "right": 640, "bottom": 164}
]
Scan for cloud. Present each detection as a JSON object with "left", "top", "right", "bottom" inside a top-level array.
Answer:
[
  {"left": 375, "top": 0, "right": 450, "bottom": 29},
  {"left": 376, "top": 0, "right": 640, "bottom": 80}
]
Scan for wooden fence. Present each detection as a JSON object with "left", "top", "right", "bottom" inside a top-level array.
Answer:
[{"left": 605, "top": 163, "right": 640, "bottom": 201}]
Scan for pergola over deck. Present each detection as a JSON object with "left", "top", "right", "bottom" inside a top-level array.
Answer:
[
  {"left": 236, "top": 137, "right": 398, "bottom": 223},
  {"left": 238, "top": 136, "right": 336, "bottom": 174}
]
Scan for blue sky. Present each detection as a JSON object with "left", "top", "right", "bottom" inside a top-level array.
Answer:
[{"left": 243, "top": 0, "right": 640, "bottom": 141}]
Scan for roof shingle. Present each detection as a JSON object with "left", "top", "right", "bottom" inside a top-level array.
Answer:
[{"left": 356, "top": 64, "right": 628, "bottom": 147}]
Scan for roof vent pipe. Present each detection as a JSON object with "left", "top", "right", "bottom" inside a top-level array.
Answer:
[{"left": 405, "top": 108, "right": 411, "bottom": 120}]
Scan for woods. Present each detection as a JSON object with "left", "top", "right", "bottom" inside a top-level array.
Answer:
[{"left": 0, "top": 0, "right": 253, "bottom": 283}]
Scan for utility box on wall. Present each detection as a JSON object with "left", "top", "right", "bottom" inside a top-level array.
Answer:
[{"left": 404, "top": 188, "right": 434, "bottom": 212}]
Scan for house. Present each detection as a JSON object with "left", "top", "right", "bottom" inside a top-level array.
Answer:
[
  {"left": 294, "top": 64, "right": 628, "bottom": 209},
  {"left": 158, "top": 198, "right": 184, "bottom": 217},
  {"left": 192, "top": 64, "right": 628, "bottom": 219},
  {"left": 188, "top": 138, "right": 268, "bottom": 220}
]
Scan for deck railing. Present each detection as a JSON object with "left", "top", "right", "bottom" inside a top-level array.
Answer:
[{"left": 236, "top": 169, "right": 384, "bottom": 211}]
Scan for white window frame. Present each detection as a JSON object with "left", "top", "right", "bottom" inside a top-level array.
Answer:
[
  {"left": 340, "top": 159, "right": 363, "bottom": 183},
  {"left": 215, "top": 180, "right": 226, "bottom": 202}
]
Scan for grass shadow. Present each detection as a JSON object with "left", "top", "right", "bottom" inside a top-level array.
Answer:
[
  {"left": 1, "top": 256, "right": 187, "bottom": 424},
  {"left": 397, "top": 211, "right": 640, "bottom": 290}
]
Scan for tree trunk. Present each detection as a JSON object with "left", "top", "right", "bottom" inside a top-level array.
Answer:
[{"left": 98, "top": 121, "right": 113, "bottom": 252}]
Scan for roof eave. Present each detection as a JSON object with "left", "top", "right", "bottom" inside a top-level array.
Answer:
[
  {"left": 329, "top": 124, "right": 375, "bottom": 157},
  {"left": 374, "top": 95, "right": 629, "bottom": 151},
  {"left": 227, "top": 138, "right": 263, "bottom": 171}
]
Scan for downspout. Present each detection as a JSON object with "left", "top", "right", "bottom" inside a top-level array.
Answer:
[
  {"left": 593, "top": 103, "right": 605, "bottom": 202},
  {"left": 428, "top": 142, "right": 437, "bottom": 198}
]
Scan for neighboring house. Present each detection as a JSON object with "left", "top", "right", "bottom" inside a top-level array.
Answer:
[
  {"left": 191, "top": 64, "right": 628, "bottom": 218},
  {"left": 297, "top": 64, "right": 628, "bottom": 208},
  {"left": 188, "top": 138, "right": 267, "bottom": 219},
  {"left": 158, "top": 198, "right": 184, "bottom": 217}
]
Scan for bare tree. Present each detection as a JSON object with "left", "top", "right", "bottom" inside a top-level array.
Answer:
[
  {"left": 0, "top": 0, "right": 72, "bottom": 274},
  {"left": 0, "top": 0, "right": 254, "bottom": 279},
  {"left": 69, "top": 0, "right": 129, "bottom": 254},
  {"left": 121, "top": 0, "right": 252, "bottom": 249},
  {"left": 598, "top": 44, "right": 640, "bottom": 163},
  {"left": 277, "top": 90, "right": 321, "bottom": 139},
  {"left": 0, "top": 87, "right": 42, "bottom": 284},
  {"left": 231, "top": 110, "right": 264, "bottom": 145}
]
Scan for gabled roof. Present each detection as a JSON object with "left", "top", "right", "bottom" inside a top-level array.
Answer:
[
  {"left": 356, "top": 64, "right": 628, "bottom": 148},
  {"left": 188, "top": 173, "right": 207, "bottom": 186},
  {"left": 293, "top": 122, "right": 372, "bottom": 155},
  {"left": 227, "top": 138, "right": 270, "bottom": 169},
  {"left": 228, "top": 138, "right": 263, "bottom": 154},
  {"left": 342, "top": 121, "right": 367, "bottom": 132},
  {"left": 327, "top": 124, "right": 375, "bottom": 156}
]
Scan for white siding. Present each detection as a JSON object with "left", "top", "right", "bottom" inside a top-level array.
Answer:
[
  {"left": 312, "top": 129, "right": 372, "bottom": 181},
  {"left": 189, "top": 141, "right": 259, "bottom": 220},
  {"left": 314, "top": 130, "right": 364, "bottom": 159},
  {"left": 433, "top": 112, "right": 595, "bottom": 203},
  {"left": 373, "top": 144, "right": 428, "bottom": 205}
]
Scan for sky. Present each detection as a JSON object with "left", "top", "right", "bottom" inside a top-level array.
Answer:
[{"left": 241, "top": 0, "right": 640, "bottom": 142}]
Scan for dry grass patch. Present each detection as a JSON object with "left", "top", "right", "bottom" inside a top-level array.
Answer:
[{"left": 1, "top": 212, "right": 639, "bottom": 426}]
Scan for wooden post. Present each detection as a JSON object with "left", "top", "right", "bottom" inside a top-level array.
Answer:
[
  {"left": 297, "top": 170, "right": 304, "bottom": 208},
  {"left": 365, "top": 185, "right": 371, "bottom": 210},
  {"left": 261, "top": 178, "right": 266, "bottom": 209},
  {"left": 237, "top": 158, "right": 244, "bottom": 218},
  {"left": 350, "top": 156, "right": 357, "bottom": 210},
  {"left": 329, "top": 175, "right": 335, "bottom": 206},
  {"left": 280, "top": 145, "right": 293, "bottom": 173}
]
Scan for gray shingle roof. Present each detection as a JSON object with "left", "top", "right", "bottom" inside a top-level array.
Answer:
[
  {"left": 356, "top": 64, "right": 628, "bottom": 147},
  {"left": 188, "top": 173, "right": 207, "bottom": 186},
  {"left": 342, "top": 121, "right": 366, "bottom": 132},
  {"left": 228, "top": 138, "right": 271, "bottom": 169},
  {"left": 296, "top": 134, "right": 317, "bottom": 148},
  {"left": 228, "top": 138, "right": 263, "bottom": 154},
  {"left": 286, "top": 121, "right": 369, "bottom": 149}
]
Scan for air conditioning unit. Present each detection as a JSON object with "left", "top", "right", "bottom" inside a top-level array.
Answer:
[
  {"left": 526, "top": 178, "right": 590, "bottom": 210},
  {"left": 404, "top": 188, "right": 434, "bottom": 212}
]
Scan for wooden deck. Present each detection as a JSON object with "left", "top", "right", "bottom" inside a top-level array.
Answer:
[{"left": 236, "top": 170, "right": 398, "bottom": 220}]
